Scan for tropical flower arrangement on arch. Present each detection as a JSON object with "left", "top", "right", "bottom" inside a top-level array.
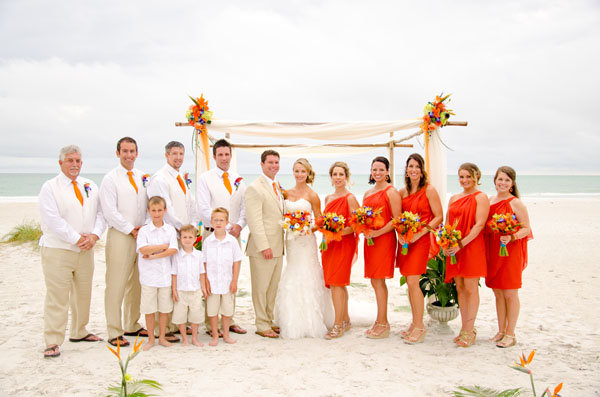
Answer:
[
  {"left": 185, "top": 94, "right": 213, "bottom": 170},
  {"left": 420, "top": 93, "right": 454, "bottom": 136}
]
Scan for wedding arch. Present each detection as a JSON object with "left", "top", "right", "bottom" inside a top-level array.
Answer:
[{"left": 175, "top": 97, "right": 467, "bottom": 201}]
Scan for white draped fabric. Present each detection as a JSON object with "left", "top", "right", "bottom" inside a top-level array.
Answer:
[
  {"left": 427, "top": 128, "right": 448, "bottom": 207},
  {"left": 193, "top": 119, "right": 448, "bottom": 204},
  {"left": 206, "top": 119, "right": 422, "bottom": 140}
]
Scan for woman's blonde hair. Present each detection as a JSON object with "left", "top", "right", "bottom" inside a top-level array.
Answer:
[
  {"left": 458, "top": 162, "right": 482, "bottom": 185},
  {"left": 294, "top": 158, "right": 315, "bottom": 185},
  {"left": 328, "top": 161, "right": 351, "bottom": 180}
]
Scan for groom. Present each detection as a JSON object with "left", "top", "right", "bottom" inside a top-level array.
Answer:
[{"left": 244, "top": 150, "right": 285, "bottom": 338}]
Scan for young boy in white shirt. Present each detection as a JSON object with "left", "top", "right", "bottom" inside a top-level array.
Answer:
[
  {"left": 203, "top": 207, "right": 243, "bottom": 346},
  {"left": 171, "top": 224, "right": 207, "bottom": 347},
  {"left": 137, "top": 196, "right": 178, "bottom": 350}
]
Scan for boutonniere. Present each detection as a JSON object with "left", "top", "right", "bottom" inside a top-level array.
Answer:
[
  {"left": 184, "top": 172, "right": 192, "bottom": 188},
  {"left": 234, "top": 177, "right": 243, "bottom": 191},
  {"left": 83, "top": 183, "right": 91, "bottom": 198},
  {"left": 141, "top": 174, "right": 150, "bottom": 188},
  {"left": 278, "top": 183, "right": 287, "bottom": 199}
]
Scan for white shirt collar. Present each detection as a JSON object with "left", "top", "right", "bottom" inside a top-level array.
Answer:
[
  {"left": 205, "top": 232, "right": 234, "bottom": 244},
  {"left": 165, "top": 163, "right": 180, "bottom": 177},
  {"left": 180, "top": 248, "right": 199, "bottom": 257},
  {"left": 58, "top": 172, "right": 80, "bottom": 186},
  {"left": 146, "top": 221, "right": 166, "bottom": 232},
  {"left": 262, "top": 173, "right": 277, "bottom": 185},
  {"left": 118, "top": 164, "right": 135, "bottom": 175}
]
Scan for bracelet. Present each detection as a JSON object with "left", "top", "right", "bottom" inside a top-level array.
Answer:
[
  {"left": 458, "top": 241, "right": 464, "bottom": 249},
  {"left": 510, "top": 234, "right": 516, "bottom": 242}
]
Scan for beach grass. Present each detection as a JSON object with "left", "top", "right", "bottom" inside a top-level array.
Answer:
[{"left": 1, "top": 221, "right": 42, "bottom": 245}]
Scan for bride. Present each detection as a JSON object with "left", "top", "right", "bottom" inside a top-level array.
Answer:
[{"left": 275, "top": 158, "right": 334, "bottom": 339}]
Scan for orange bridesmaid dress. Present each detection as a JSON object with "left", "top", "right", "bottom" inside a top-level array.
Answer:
[
  {"left": 363, "top": 185, "right": 397, "bottom": 279},
  {"left": 396, "top": 186, "right": 435, "bottom": 276},
  {"left": 321, "top": 193, "right": 358, "bottom": 288},
  {"left": 484, "top": 197, "right": 533, "bottom": 289},
  {"left": 445, "top": 191, "right": 487, "bottom": 283}
]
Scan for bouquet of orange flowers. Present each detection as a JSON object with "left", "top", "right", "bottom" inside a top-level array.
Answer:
[
  {"left": 281, "top": 211, "right": 312, "bottom": 238},
  {"left": 392, "top": 211, "right": 424, "bottom": 255},
  {"left": 433, "top": 222, "right": 462, "bottom": 264},
  {"left": 488, "top": 213, "right": 522, "bottom": 256},
  {"left": 349, "top": 206, "right": 385, "bottom": 246},
  {"left": 315, "top": 213, "right": 346, "bottom": 251}
]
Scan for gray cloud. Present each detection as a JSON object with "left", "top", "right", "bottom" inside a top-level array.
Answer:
[{"left": 1, "top": 0, "right": 599, "bottom": 175}]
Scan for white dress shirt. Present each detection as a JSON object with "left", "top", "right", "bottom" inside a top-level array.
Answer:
[
  {"left": 146, "top": 164, "right": 198, "bottom": 230},
  {"left": 136, "top": 222, "right": 178, "bottom": 288},
  {"left": 100, "top": 165, "right": 148, "bottom": 235},
  {"left": 202, "top": 233, "right": 243, "bottom": 294},
  {"left": 39, "top": 172, "right": 106, "bottom": 251},
  {"left": 171, "top": 249, "right": 205, "bottom": 291},
  {"left": 196, "top": 167, "right": 247, "bottom": 230}
]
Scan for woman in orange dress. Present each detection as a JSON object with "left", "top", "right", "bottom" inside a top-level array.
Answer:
[
  {"left": 321, "top": 162, "right": 359, "bottom": 339},
  {"left": 363, "top": 156, "right": 401, "bottom": 339},
  {"left": 396, "top": 154, "right": 443, "bottom": 344},
  {"left": 445, "top": 163, "right": 490, "bottom": 347},
  {"left": 485, "top": 166, "right": 532, "bottom": 348}
]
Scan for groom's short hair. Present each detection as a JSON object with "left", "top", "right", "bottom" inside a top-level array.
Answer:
[{"left": 261, "top": 150, "right": 280, "bottom": 163}]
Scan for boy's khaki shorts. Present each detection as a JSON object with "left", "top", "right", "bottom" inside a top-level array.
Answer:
[
  {"left": 172, "top": 290, "right": 204, "bottom": 324},
  {"left": 140, "top": 285, "right": 173, "bottom": 315},
  {"left": 206, "top": 292, "right": 234, "bottom": 317}
]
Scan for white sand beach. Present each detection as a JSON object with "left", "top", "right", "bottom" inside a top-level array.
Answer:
[{"left": 0, "top": 197, "right": 599, "bottom": 396}]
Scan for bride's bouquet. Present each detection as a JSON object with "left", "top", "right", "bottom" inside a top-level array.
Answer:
[
  {"left": 349, "top": 206, "right": 385, "bottom": 246},
  {"left": 433, "top": 222, "right": 462, "bottom": 264},
  {"left": 488, "top": 212, "right": 522, "bottom": 256},
  {"left": 280, "top": 210, "right": 312, "bottom": 238},
  {"left": 315, "top": 212, "right": 346, "bottom": 251},
  {"left": 392, "top": 211, "right": 424, "bottom": 255}
]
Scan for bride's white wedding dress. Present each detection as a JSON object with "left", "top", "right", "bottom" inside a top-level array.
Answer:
[{"left": 275, "top": 198, "right": 334, "bottom": 339}]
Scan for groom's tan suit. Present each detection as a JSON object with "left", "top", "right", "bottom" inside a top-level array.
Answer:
[{"left": 244, "top": 176, "right": 284, "bottom": 333}]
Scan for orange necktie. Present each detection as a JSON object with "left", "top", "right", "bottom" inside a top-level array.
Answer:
[
  {"left": 272, "top": 182, "right": 279, "bottom": 198},
  {"left": 127, "top": 171, "right": 138, "bottom": 194},
  {"left": 177, "top": 174, "right": 187, "bottom": 194},
  {"left": 72, "top": 181, "right": 83, "bottom": 206},
  {"left": 223, "top": 172, "right": 232, "bottom": 194}
]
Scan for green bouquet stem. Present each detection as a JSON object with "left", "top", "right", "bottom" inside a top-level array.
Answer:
[
  {"left": 319, "top": 238, "right": 327, "bottom": 251},
  {"left": 367, "top": 237, "right": 375, "bottom": 246}
]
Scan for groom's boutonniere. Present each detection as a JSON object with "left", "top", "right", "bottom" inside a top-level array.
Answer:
[
  {"left": 141, "top": 174, "right": 150, "bottom": 188},
  {"left": 184, "top": 172, "right": 192, "bottom": 189},
  {"left": 234, "top": 177, "right": 243, "bottom": 191},
  {"left": 83, "top": 183, "right": 91, "bottom": 198},
  {"left": 278, "top": 183, "right": 287, "bottom": 199}
]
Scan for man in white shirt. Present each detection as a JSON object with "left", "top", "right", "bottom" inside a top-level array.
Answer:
[
  {"left": 196, "top": 139, "right": 247, "bottom": 335},
  {"left": 100, "top": 137, "right": 148, "bottom": 347},
  {"left": 146, "top": 140, "right": 197, "bottom": 339},
  {"left": 146, "top": 141, "right": 198, "bottom": 231},
  {"left": 38, "top": 145, "right": 106, "bottom": 358}
]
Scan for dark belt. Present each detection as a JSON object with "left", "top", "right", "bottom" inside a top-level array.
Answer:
[{"left": 204, "top": 226, "right": 214, "bottom": 232}]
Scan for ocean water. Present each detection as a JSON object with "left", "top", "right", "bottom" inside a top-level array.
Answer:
[{"left": 1, "top": 173, "right": 599, "bottom": 201}]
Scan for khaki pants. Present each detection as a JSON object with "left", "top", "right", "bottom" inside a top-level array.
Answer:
[
  {"left": 202, "top": 227, "right": 239, "bottom": 331},
  {"left": 249, "top": 255, "right": 283, "bottom": 333},
  {"left": 105, "top": 228, "right": 142, "bottom": 339},
  {"left": 41, "top": 247, "right": 95, "bottom": 347}
]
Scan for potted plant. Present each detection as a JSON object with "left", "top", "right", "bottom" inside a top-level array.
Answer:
[{"left": 400, "top": 250, "right": 459, "bottom": 323}]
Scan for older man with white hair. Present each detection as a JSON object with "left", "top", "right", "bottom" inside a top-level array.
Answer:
[{"left": 38, "top": 145, "right": 106, "bottom": 358}]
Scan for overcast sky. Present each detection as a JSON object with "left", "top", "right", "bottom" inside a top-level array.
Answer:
[{"left": 1, "top": 0, "right": 599, "bottom": 175}]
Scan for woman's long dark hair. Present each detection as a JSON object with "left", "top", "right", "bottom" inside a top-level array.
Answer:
[
  {"left": 404, "top": 153, "right": 428, "bottom": 192},
  {"left": 368, "top": 156, "right": 391, "bottom": 185}
]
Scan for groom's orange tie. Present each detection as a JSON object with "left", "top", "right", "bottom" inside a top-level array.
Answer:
[
  {"left": 223, "top": 172, "right": 232, "bottom": 194},
  {"left": 177, "top": 174, "right": 187, "bottom": 194},
  {"left": 272, "top": 182, "right": 279, "bottom": 198},
  {"left": 72, "top": 181, "right": 84, "bottom": 206}
]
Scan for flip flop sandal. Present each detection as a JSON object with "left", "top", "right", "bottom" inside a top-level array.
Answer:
[
  {"left": 124, "top": 328, "right": 149, "bottom": 337},
  {"left": 69, "top": 333, "right": 103, "bottom": 342},
  {"left": 108, "top": 336, "right": 130, "bottom": 347},
  {"left": 44, "top": 345, "right": 60, "bottom": 358}
]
